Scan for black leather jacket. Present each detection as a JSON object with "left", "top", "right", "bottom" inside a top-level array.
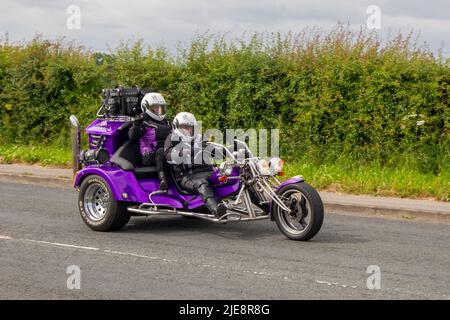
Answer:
[{"left": 164, "top": 133, "right": 213, "bottom": 181}]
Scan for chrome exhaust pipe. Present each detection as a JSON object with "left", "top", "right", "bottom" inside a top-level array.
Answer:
[
  {"left": 69, "top": 115, "right": 82, "bottom": 176},
  {"left": 126, "top": 204, "right": 271, "bottom": 224}
]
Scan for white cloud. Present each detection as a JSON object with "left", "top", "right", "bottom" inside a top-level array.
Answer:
[{"left": 0, "top": 0, "right": 448, "bottom": 55}]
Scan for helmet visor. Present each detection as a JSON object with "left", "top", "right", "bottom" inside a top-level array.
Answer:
[
  {"left": 179, "top": 123, "right": 195, "bottom": 137},
  {"left": 150, "top": 104, "right": 167, "bottom": 116}
]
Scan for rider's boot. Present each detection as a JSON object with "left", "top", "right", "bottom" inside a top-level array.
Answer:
[
  {"left": 205, "top": 197, "right": 227, "bottom": 218},
  {"left": 159, "top": 172, "right": 168, "bottom": 191},
  {"left": 198, "top": 182, "right": 227, "bottom": 218},
  {"left": 204, "top": 197, "right": 227, "bottom": 218},
  {"left": 214, "top": 203, "right": 227, "bottom": 218}
]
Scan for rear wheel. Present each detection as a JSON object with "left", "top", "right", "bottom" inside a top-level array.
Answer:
[
  {"left": 273, "top": 182, "right": 324, "bottom": 241},
  {"left": 78, "top": 175, "right": 130, "bottom": 231}
]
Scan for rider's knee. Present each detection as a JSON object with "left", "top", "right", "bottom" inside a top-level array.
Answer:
[{"left": 196, "top": 180, "right": 214, "bottom": 198}]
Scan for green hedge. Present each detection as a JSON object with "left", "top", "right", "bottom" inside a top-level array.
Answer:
[{"left": 0, "top": 27, "right": 449, "bottom": 175}]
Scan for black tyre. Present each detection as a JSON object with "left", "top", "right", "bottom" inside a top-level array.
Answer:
[
  {"left": 78, "top": 175, "right": 130, "bottom": 231},
  {"left": 273, "top": 182, "right": 324, "bottom": 241}
]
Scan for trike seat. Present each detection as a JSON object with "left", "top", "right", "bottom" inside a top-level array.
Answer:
[
  {"left": 110, "top": 140, "right": 158, "bottom": 178},
  {"left": 133, "top": 166, "right": 158, "bottom": 179}
]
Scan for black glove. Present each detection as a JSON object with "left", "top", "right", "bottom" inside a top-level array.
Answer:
[{"left": 128, "top": 122, "right": 144, "bottom": 141}]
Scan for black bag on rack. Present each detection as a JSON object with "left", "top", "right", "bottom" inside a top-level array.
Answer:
[{"left": 101, "top": 86, "right": 149, "bottom": 116}]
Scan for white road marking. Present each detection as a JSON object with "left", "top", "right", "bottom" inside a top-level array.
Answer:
[
  {"left": 103, "top": 250, "right": 281, "bottom": 279},
  {"left": 3, "top": 233, "right": 450, "bottom": 298},
  {"left": 3, "top": 235, "right": 360, "bottom": 291},
  {"left": 315, "top": 279, "right": 358, "bottom": 289},
  {"left": 104, "top": 249, "right": 161, "bottom": 260},
  {"left": 21, "top": 239, "right": 99, "bottom": 251},
  {"left": 5, "top": 236, "right": 324, "bottom": 286}
]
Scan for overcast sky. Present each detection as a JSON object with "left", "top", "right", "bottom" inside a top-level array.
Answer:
[{"left": 1, "top": 0, "right": 449, "bottom": 56}]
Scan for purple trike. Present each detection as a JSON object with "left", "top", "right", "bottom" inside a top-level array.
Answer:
[{"left": 70, "top": 112, "right": 324, "bottom": 241}]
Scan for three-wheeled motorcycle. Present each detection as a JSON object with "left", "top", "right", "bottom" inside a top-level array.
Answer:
[{"left": 70, "top": 89, "right": 324, "bottom": 241}]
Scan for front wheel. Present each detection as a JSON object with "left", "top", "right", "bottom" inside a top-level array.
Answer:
[
  {"left": 78, "top": 175, "right": 130, "bottom": 231},
  {"left": 273, "top": 182, "right": 324, "bottom": 241}
]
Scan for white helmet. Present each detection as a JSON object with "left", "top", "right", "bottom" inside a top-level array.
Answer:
[
  {"left": 140, "top": 92, "right": 167, "bottom": 121},
  {"left": 173, "top": 112, "right": 198, "bottom": 141}
]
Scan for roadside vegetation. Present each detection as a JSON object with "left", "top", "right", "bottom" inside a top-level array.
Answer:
[
  {"left": 1, "top": 143, "right": 448, "bottom": 201},
  {"left": 0, "top": 25, "right": 448, "bottom": 200}
]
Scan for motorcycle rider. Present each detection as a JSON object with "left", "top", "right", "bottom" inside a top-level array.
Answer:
[
  {"left": 128, "top": 92, "right": 171, "bottom": 190},
  {"left": 164, "top": 112, "right": 227, "bottom": 218}
]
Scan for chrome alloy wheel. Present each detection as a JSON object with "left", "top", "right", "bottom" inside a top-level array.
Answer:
[
  {"left": 83, "top": 183, "right": 109, "bottom": 222},
  {"left": 277, "top": 189, "right": 312, "bottom": 235}
]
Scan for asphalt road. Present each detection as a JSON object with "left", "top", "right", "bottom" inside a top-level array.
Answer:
[{"left": 0, "top": 182, "right": 449, "bottom": 299}]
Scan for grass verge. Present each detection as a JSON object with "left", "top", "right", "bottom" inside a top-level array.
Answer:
[
  {"left": 284, "top": 161, "right": 449, "bottom": 201},
  {"left": 0, "top": 144, "right": 71, "bottom": 167},
  {"left": 0, "top": 143, "right": 448, "bottom": 201}
]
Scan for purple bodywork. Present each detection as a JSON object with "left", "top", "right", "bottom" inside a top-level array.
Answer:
[
  {"left": 75, "top": 118, "right": 302, "bottom": 213},
  {"left": 74, "top": 165, "right": 241, "bottom": 210},
  {"left": 75, "top": 118, "right": 241, "bottom": 210},
  {"left": 85, "top": 119, "right": 127, "bottom": 156},
  {"left": 276, "top": 176, "right": 304, "bottom": 191}
]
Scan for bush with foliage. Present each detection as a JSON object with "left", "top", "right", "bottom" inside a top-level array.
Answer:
[{"left": 0, "top": 26, "right": 448, "bottom": 179}]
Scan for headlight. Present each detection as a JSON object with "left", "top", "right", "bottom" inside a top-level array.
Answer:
[
  {"left": 219, "top": 162, "right": 233, "bottom": 176},
  {"left": 269, "top": 157, "right": 284, "bottom": 175},
  {"left": 256, "top": 159, "right": 271, "bottom": 175},
  {"left": 257, "top": 158, "right": 284, "bottom": 175}
]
